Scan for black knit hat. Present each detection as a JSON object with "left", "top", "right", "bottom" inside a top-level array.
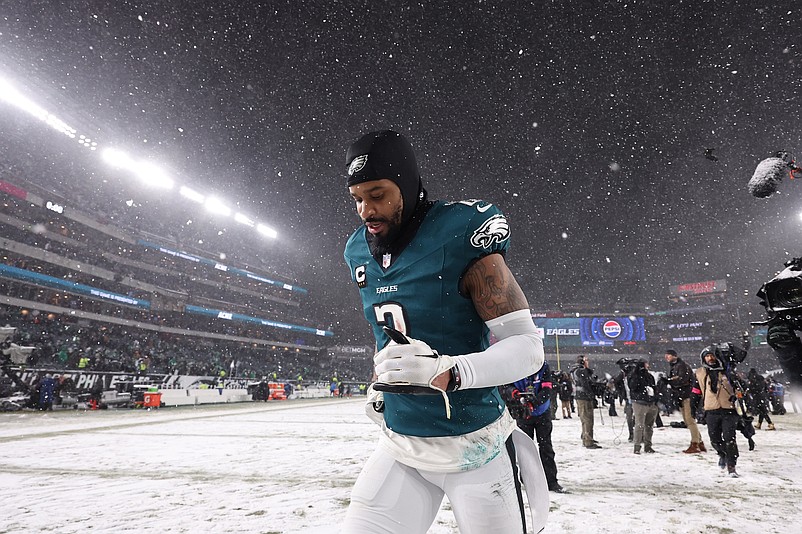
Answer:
[
  {"left": 665, "top": 349, "right": 678, "bottom": 357},
  {"left": 346, "top": 130, "right": 423, "bottom": 225}
]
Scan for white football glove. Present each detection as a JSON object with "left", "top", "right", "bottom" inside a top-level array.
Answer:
[
  {"left": 373, "top": 327, "right": 455, "bottom": 418},
  {"left": 364, "top": 383, "right": 385, "bottom": 426}
]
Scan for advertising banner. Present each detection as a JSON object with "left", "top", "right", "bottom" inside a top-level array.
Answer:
[
  {"left": 578, "top": 317, "right": 646, "bottom": 346},
  {"left": 534, "top": 316, "right": 647, "bottom": 347}
]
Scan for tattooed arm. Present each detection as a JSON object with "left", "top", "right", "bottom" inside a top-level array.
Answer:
[
  {"left": 429, "top": 253, "right": 543, "bottom": 390},
  {"left": 461, "top": 253, "right": 530, "bottom": 321}
]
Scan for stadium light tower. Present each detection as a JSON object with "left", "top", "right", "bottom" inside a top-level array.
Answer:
[
  {"left": 3, "top": 73, "right": 285, "bottom": 244},
  {"left": 257, "top": 223, "right": 278, "bottom": 239},
  {"left": 102, "top": 148, "right": 174, "bottom": 189},
  {"left": 134, "top": 161, "right": 174, "bottom": 189},
  {"left": 205, "top": 196, "right": 231, "bottom": 216},
  {"left": 0, "top": 77, "right": 77, "bottom": 138},
  {"left": 180, "top": 186, "right": 205, "bottom": 203},
  {"left": 102, "top": 147, "right": 134, "bottom": 168},
  {"left": 234, "top": 212, "right": 256, "bottom": 227}
]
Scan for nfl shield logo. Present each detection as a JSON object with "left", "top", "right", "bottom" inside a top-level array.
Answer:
[{"left": 382, "top": 253, "right": 392, "bottom": 268}]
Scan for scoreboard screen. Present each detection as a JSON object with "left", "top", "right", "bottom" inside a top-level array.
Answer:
[
  {"left": 533, "top": 316, "right": 647, "bottom": 347},
  {"left": 578, "top": 317, "right": 646, "bottom": 346}
]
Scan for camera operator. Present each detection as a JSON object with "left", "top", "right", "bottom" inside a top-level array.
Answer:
[
  {"left": 664, "top": 349, "right": 706, "bottom": 454},
  {"left": 500, "top": 361, "right": 566, "bottom": 493},
  {"left": 696, "top": 345, "right": 745, "bottom": 478},
  {"left": 569, "top": 355, "right": 602, "bottom": 449}
]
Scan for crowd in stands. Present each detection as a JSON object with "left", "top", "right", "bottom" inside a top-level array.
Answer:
[{"left": 2, "top": 308, "right": 373, "bottom": 386}]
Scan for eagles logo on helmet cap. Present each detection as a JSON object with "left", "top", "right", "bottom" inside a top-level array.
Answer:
[
  {"left": 345, "top": 130, "right": 424, "bottom": 225},
  {"left": 348, "top": 155, "right": 368, "bottom": 176}
]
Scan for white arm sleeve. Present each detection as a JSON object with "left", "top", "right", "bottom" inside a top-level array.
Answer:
[{"left": 451, "top": 309, "right": 544, "bottom": 390}]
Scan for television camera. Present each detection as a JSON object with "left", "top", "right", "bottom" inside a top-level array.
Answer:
[
  {"left": 753, "top": 257, "right": 802, "bottom": 386},
  {"left": 616, "top": 357, "right": 644, "bottom": 375},
  {"left": 699, "top": 342, "right": 748, "bottom": 368},
  {"left": 504, "top": 388, "right": 537, "bottom": 420},
  {"left": 499, "top": 382, "right": 553, "bottom": 420},
  {"left": 755, "top": 257, "right": 802, "bottom": 329}
]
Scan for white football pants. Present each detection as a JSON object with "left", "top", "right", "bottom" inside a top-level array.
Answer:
[{"left": 342, "top": 439, "right": 528, "bottom": 533}]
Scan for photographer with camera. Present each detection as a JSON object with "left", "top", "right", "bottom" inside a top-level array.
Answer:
[
  {"left": 696, "top": 345, "right": 745, "bottom": 478},
  {"left": 664, "top": 349, "right": 706, "bottom": 454},
  {"left": 500, "top": 361, "right": 566, "bottom": 493},
  {"left": 570, "top": 355, "right": 602, "bottom": 449}
]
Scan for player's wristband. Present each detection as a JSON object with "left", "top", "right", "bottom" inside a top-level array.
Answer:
[{"left": 447, "top": 365, "right": 461, "bottom": 391}]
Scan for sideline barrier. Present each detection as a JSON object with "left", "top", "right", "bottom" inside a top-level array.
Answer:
[
  {"left": 4, "top": 368, "right": 345, "bottom": 409},
  {"left": 159, "top": 388, "right": 251, "bottom": 406}
]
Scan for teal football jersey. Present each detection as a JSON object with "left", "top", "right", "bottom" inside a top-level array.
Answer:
[{"left": 344, "top": 199, "right": 512, "bottom": 437}]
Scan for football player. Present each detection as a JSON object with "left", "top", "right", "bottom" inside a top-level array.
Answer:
[{"left": 342, "top": 130, "right": 547, "bottom": 533}]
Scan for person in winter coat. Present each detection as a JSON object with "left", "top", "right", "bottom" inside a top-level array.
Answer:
[
  {"left": 696, "top": 347, "right": 742, "bottom": 478},
  {"left": 570, "top": 355, "right": 601, "bottom": 449},
  {"left": 549, "top": 370, "right": 560, "bottom": 420},
  {"left": 767, "top": 377, "right": 786, "bottom": 415},
  {"left": 665, "top": 349, "right": 706, "bottom": 453},
  {"left": 501, "top": 361, "right": 567, "bottom": 493},
  {"left": 628, "top": 360, "right": 659, "bottom": 454},
  {"left": 614, "top": 367, "right": 635, "bottom": 442},
  {"left": 38, "top": 373, "right": 56, "bottom": 411},
  {"left": 558, "top": 372, "right": 573, "bottom": 419},
  {"left": 746, "top": 369, "right": 776, "bottom": 431}
]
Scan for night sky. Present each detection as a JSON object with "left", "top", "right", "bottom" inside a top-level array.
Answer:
[{"left": 2, "top": 1, "right": 802, "bottom": 346}]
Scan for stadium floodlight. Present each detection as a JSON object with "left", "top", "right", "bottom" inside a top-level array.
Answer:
[
  {"left": 102, "top": 148, "right": 135, "bottom": 168},
  {"left": 257, "top": 223, "right": 278, "bottom": 239},
  {"left": 134, "top": 161, "right": 174, "bottom": 189},
  {"left": 0, "top": 77, "right": 77, "bottom": 138},
  {"left": 234, "top": 212, "right": 256, "bottom": 227},
  {"left": 205, "top": 196, "right": 231, "bottom": 216},
  {"left": 180, "top": 186, "right": 205, "bottom": 203},
  {"left": 103, "top": 148, "right": 173, "bottom": 189}
]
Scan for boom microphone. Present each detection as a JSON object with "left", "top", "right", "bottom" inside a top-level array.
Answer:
[
  {"left": 748, "top": 151, "right": 801, "bottom": 198},
  {"left": 749, "top": 157, "right": 788, "bottom": 198}
]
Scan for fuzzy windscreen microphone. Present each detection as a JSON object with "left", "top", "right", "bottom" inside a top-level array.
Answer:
[{"left": 748, "top": 156, "right": 789, "bottom": 198}]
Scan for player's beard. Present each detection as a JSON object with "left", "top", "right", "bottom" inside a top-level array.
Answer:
[{"left": 366, "top": 203, "right": 403, "bottom": 255}]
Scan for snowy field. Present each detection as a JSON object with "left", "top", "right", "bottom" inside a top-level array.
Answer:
[{"left": 1, "top": 398, "right": 801, "bottom": 534}]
